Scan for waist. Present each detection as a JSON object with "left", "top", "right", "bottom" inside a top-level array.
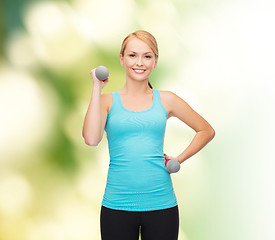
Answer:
[
  {"left": 102, "top": 173, "right": 177, "bottom": 211},
  {"left": 107, "top": 170, "right": 171, "bottom": 190}
]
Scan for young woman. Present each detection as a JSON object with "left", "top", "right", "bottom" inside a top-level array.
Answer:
[{"left": 82, "top": 30, "right": 215, "bottom": 240}]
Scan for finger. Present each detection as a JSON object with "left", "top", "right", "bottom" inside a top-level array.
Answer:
[{"left": 90, "top": 69, "right": 96, "bottom": 77}]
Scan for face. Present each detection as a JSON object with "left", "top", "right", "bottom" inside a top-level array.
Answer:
[{"left": 120, "top": 38, "right": 158, "bottom": 81}]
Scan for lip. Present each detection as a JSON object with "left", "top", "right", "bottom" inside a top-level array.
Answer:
[{"left": 132, "top": 68, "right": 146, "bottom": 74}]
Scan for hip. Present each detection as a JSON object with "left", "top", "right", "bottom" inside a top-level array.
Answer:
[{"left": 102, "top": 185, "right": 178, "bottom": 211}]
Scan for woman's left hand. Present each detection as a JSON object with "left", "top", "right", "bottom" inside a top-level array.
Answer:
[{"left": 164, "top": 154, "right": 178, "bottom": 174}]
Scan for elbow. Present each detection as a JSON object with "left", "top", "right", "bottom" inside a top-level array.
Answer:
[
  {"left": 87, "top": 142, "right": 99, "bottom": 147},
  {"left": 209, "top": 127, "right": 215, "bottom": 140},
  {"left": 82, "top": 131, "right": 100, "bottom": 146},
  {"left": 83, "top": 138, "right": 99, "bottom": 146}
]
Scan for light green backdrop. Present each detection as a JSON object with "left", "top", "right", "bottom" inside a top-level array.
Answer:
[{"left": 1, "top": 0, "right": 274, "bottom": 239}]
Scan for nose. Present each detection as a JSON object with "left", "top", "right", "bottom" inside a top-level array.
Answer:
[{"left": 136, "top": 57, "right": 143, "bottom": 66}]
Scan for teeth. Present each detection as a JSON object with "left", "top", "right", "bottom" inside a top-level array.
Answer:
[{"left": 134, "top": 69, "right": 145, "bottom": 73}]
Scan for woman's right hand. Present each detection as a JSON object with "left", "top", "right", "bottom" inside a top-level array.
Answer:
[{"left": 90, "top": 68, "right": 109, "bottom": 90}]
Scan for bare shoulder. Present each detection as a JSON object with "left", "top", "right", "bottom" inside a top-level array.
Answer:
[
  {"left": 159, "top": 90, "right": 190, "bottom": 118},
  {"left": 101, "top": 92, "right": 113, "bottom": 113}
]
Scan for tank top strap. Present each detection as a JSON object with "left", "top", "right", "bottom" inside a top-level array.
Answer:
[
  {"left": 154, "top": 89, "right": 161, "bottom": 104},
  {"left": 153, "top": 89, "right": 169, "bottom": 117},
  {"left": 107, "top": 91, "right": 121, "bottom": 116}
]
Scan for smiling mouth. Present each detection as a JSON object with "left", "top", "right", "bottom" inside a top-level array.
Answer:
[{"left": 133, "top": 68, "right": 146, "bottom": 73}]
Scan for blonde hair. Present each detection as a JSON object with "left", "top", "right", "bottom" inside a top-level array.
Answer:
[{"left": 120, "top": 30, "right": 159, "bottom": 89}]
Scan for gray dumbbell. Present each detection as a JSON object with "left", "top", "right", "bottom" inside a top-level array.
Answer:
[
  {"left": 95, "top": 66, "right": 109, "bottom": 80},
  {"left": 164, "top": 154, "right": 181, "bottom": 173}
]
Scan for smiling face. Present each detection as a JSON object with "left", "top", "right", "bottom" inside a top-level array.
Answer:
[{"left": 120, "top": 38, "right": 158, "bottom": 82}]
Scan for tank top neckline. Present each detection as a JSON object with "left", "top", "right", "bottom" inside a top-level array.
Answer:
[{"left": 116, "top": 89, "right": 156, "bottom": 113}]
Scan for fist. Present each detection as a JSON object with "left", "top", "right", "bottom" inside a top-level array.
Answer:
[{"left": 164, "top": 154, "right": 175, "bottom": 174}]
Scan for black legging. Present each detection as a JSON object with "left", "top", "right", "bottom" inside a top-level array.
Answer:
[{"left": 100, "top": 205, "right": 179, "bottom": 240}]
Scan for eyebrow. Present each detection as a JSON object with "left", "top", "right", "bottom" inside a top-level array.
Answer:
[{"left": 128, "top": 51, "right": 153, "bottom": 54}]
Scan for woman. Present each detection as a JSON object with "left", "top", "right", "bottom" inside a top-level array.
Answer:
[{"left": 82, "top": 30, "right": 215, "bottom": 240}]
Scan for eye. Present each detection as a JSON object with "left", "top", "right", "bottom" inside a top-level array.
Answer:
[
  {"left": 145, "top": 56, "right": 152, "bottom": 59},
  {"left": 129, "top": 54, "right": 135, "bottom": 57}
]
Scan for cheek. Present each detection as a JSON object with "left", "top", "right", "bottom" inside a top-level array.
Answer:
[
  {"left": 146, "top": 60, "right": 155, "bottom": 68},
  {"left": 125, "top": 58, "right": 135, "bottom": 67}
]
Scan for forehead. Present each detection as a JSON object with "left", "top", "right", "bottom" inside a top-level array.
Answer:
[{"left": 125, "top": 38, "right": 153, "bottom": 53}]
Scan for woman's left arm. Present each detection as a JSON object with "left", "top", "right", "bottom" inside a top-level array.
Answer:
[{"left": 166, "top": 91, "right": 215, "bottom": 164}]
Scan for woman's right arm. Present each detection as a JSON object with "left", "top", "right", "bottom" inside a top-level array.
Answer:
[{"left": 82, "top": 69, "right": 109, "bottom": 146}]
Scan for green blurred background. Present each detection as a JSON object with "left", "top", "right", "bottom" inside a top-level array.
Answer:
[{"left": 1, "top": 0, "right": 274, "bottom": 239}]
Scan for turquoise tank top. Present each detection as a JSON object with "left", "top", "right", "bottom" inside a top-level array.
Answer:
[{"left": 102, "top": 89, "right": 178, "bottom": 211}]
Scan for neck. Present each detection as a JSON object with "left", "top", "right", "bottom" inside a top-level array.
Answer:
[{"left": 120, "top": 81, "right": 152, "bottom": 96}]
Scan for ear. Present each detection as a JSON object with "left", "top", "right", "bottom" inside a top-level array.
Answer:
[
  {"left": 120, "top": 54, "right": 124, "bottom": 67},
  {"left": 153, "top": 57, "right": 158, "bottom": 69}
]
